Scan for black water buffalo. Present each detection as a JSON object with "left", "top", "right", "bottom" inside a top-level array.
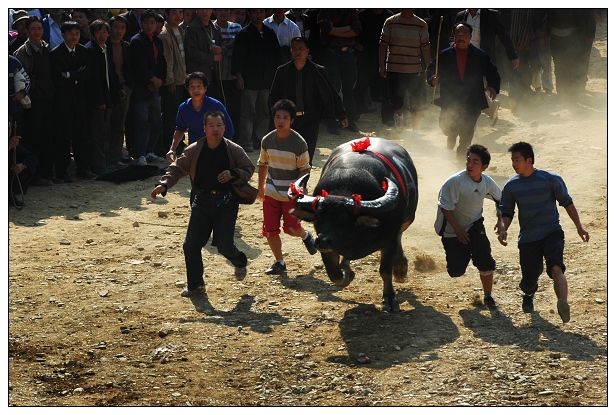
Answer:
[{"left": 288, "top": 137, "right": 418, "bottom": 312}]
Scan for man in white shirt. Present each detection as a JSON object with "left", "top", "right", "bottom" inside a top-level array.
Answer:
[
  {"left": 434, "top": 144, "right": 504, "bottom": 310},
  {"left": 263, "top": 9, "right": 301, "bottom": 61}
]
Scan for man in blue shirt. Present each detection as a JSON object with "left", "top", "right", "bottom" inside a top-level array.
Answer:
[
  {"left": 498, "top": 142, "right": 589, "bottom": 323},
  {"left": 166, "top": 71, "right": 234, "bottom": 162}
]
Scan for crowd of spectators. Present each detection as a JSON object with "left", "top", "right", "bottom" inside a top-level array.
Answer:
[{"left": 8, "top": 8, "right": 599, "bottom": 196}]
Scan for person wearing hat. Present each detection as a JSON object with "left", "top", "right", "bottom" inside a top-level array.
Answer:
[{"left": 9, "top": 10, "right": 29, "bottom": 55}]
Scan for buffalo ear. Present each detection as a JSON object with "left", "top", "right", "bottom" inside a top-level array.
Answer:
[
  {"left": 290, "top": 209, "right": 316, "bottom": 222},
  {"left": 356, "top": 216, "right": 380, "bottom": 227}
]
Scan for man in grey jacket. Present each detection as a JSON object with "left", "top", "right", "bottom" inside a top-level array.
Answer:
[{"left": 151, "top": 111, "right": 257, "bottom": 299}]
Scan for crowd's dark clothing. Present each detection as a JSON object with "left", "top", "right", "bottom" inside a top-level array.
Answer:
[
  {"left": 355, "top": 9, "right": 393, "bottom": 114},
  {"left": 119, "top": 10, "right": 142, "bottom": 42},
  {"left": 10, "top": 142, "right": 38, "bottom": 198},
  {"left": 304, "top": 9, "right": 325, "bottom": 64},
  {"left": 546, "top": 9, "right": 596, "bottom": 100},
  {"left": 269, "top": 58, "right": 346, "bottom": 163},
  {"left": 9, "top": 35, "right": 27, "bottom": 56},
  {"left": 427, "top": 9, "right": 460, "bottom": 59},
  {"left": 318, "top": 9, "right": 362, "bottom": 48},
  {"left": 184, "top": 18, "right": 224, "bottom": 87},
  {"left": 455, "top": 9, "right": 518, "bottom": 63},
  {"left": 318, "top": 9, "right": 362, "bottom": 127},
  {"left": 129, "top": 31, "right": 166, "bottom": 99},
  {"left": 49, "top": 42, "right": 91, "bottom": 176},
  {"left": 85, "top": 41, "right": 121, "bottom": 108},
  {"left": 231, "top": 23, "right": 282, "bottom": 90}
]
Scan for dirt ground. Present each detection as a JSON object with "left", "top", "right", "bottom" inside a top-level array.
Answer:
[{"left": 6, "top": 21, "right": 607, "bottom": 407}]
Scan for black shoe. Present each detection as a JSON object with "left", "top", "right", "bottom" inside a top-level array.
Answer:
[
  {"left": 484, "top": 295, "right": 499, "bottom": 310},
  {"left": 303, "top": 231, "right": 318, "bottom": 255},
  {"left": 265, "top": 261, "right": 286, "bottom": 275},
  {"left": 522, "top": 293, "right": 534, "bottom": 313},
  {"left": 347, "top": 121, "right": 359, "bottom": 132},
  {"left": 181, "top": 285, "right": 205, "bottom": 298},
  {"left": 62, "top": 173, "right": 74, "bottom": 183}
]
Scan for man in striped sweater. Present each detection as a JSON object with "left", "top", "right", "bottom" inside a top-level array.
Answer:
[
  {"left": 379, "top": 9, "right": 431, "bottom": 133},
  {"left": 257, "top": 99, "right": 317, "bottom": 275}
]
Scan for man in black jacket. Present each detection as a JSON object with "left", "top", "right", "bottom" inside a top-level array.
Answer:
[
  {"left": 129, "top": 9, "right": 167, "bottom": 166},
  {"left": 426, "top": 23, "right": 500, "bottom": 160},
  {"left": 231, "top": 9, "right": 282, "bottom": 152},
  {"left": 50, "top": 20, "right": 93, "bottom": 181},
  {"left": 269, "top": 36, "right": 348, "bottom": 165}
]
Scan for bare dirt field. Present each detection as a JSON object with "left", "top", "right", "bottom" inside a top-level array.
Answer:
[{"left": 6, "top": 21, "right": 607, "bottom": 407}]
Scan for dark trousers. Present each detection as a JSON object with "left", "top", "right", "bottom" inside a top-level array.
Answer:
[
  {"left": 439, "top": 107, "right": 481, "bottom": 157},
  {"left": 23, "top": 97, "right": 54, "bottom": 179},
  {"left": 159, "top": 85, "right": 184, "bottom": 154},
  {"left": 131, "top": 90, "right": 162, "bottom": 158},
  {"left": 291, "top": 113, "right": 321, "bottom": 165},
  {"left": 220, "top": 79, "right": 242, "bottom": 142},
  {"left": 550, "top": 33, "right": 590, "bottom": 100},
  {"left": 88, "top": 106, "right": 112, "bottom": 171},
  {"left": 183, "top": 192, "right": 247, "bottom": 290},
  {"left": 324, "top": 46, "right": 357, "bottom": 126},
  {"left": 53, "top": 98, "right": 89, "bottom": 175},
  {"left": 354, "top": 49, "right": 380, "bottom": 112}
]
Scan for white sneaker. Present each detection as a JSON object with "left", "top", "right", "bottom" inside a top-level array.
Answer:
[
  {"left": 136, "top": 156, "right": 147, "bottom": 166},
  {"left": 146, "top": 152, "right": 164, "bottom": 162}
]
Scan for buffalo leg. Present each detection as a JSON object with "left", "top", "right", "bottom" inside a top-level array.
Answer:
[
  {"left": 321, "top": 252, "right": 351, "bottom": 288},
  {"left": 379, "top": 241, "right": 400, "bottom": 312},
  {"left": 392, "top": 233, "right": 408, "bottom": 283}
]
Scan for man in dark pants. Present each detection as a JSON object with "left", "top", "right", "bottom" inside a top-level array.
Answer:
[
  {"left": 49, "top": 20, "right": 93, "bottom": 181},
  {"left": 269, "top": 36, "right": 348, "bottom": 165},
  {"left": 231, "top": 9, "right": 282, "bottom": 152},
  {"left": 317, "top": 8, "right": 362, "bottom": 134},
  {"left": 129, "top": 9, "right": 167, "bottom": 166},
  {"left": 354, "top": 8, "right": 393, "bottom": 122},
  {"left": 426, "top": 23, "right": 500, "bottom": 160},
  {"left": 151, "top": 111, "right": 257, "bottom": 298}
]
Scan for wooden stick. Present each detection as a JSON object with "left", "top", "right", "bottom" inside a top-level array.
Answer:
[{"left": 432, "top": 16, "right": 444, "bottom": 105}]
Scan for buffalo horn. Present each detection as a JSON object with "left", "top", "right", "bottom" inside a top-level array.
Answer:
[
  {"left": 289, "top": 174, "right": 319, "bottom": 212},
  {"left": 345, "top": 177, "right": 399, "bottom": 214}
]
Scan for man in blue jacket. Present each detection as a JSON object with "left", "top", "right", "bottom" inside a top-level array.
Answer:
[{"left": 426, "top": 23, "right": 500, "bottom": 160}]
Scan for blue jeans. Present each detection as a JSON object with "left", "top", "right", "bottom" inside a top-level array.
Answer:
[
  {"left": 131, "top": 90, "right": 162, "bottom": 158},
  {"left": 323, "top": 46, "right": 357, "bottom": 124},
  {"left": 183, "top": 192, "right": 247, "bottom": 290}
]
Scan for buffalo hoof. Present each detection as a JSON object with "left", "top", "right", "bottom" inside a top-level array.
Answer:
[
  {"left": 332, "top": 272, "right": 354, "bottom": 288},
  {"left": 382, "top": 294, "right": 400, "bottom": 313},
  {"left": 393, "top": 276, "right": 407, "bottom": 283},
  {"left": 393, "top": 263, "right": 408, "bottom": 281}
]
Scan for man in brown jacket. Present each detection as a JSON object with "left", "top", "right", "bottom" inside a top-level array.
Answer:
[{"left": 151, "top": 111, "right": 257, "bottom": 299}]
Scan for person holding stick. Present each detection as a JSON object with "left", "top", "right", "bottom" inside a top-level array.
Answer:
[{"left": 426, "top": 23, "right": 500, "bottom": 161}]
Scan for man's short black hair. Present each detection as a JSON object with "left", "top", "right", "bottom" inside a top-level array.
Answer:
[
  {"left": 467, "top": 144, "right": 491, "bottom": 166},
  {"left": 290, "top": 36, "right": 309, "bottom": 49},
  {"left": 184, "top": 72, "right": 210, "bottom": 89},
  {"left": 271, "top": 99, "right": 297, "bottom": 120},
  {"left": 89, "top": 19, "right": 111, "bottom": 35},
  {"left": 508, "top": 142, "right": 535, "bottom": 164},
  {"left": 25, "top": 16, "right": 43, "bottom": 30},
  {"left": 60, "top": 20, "right": 81, "bottom": 33},
  {"left": 140, "top": 9, "right": 158, "bottom": 22},
  {"left": 204, "top": 110, "right": 226, "bottom": 126},
  {"left": 109, "top": 14, "right": 129, "bottom": 28},
  {"left": 455, "top": 22, "right": 473, "bottom": 34}
]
